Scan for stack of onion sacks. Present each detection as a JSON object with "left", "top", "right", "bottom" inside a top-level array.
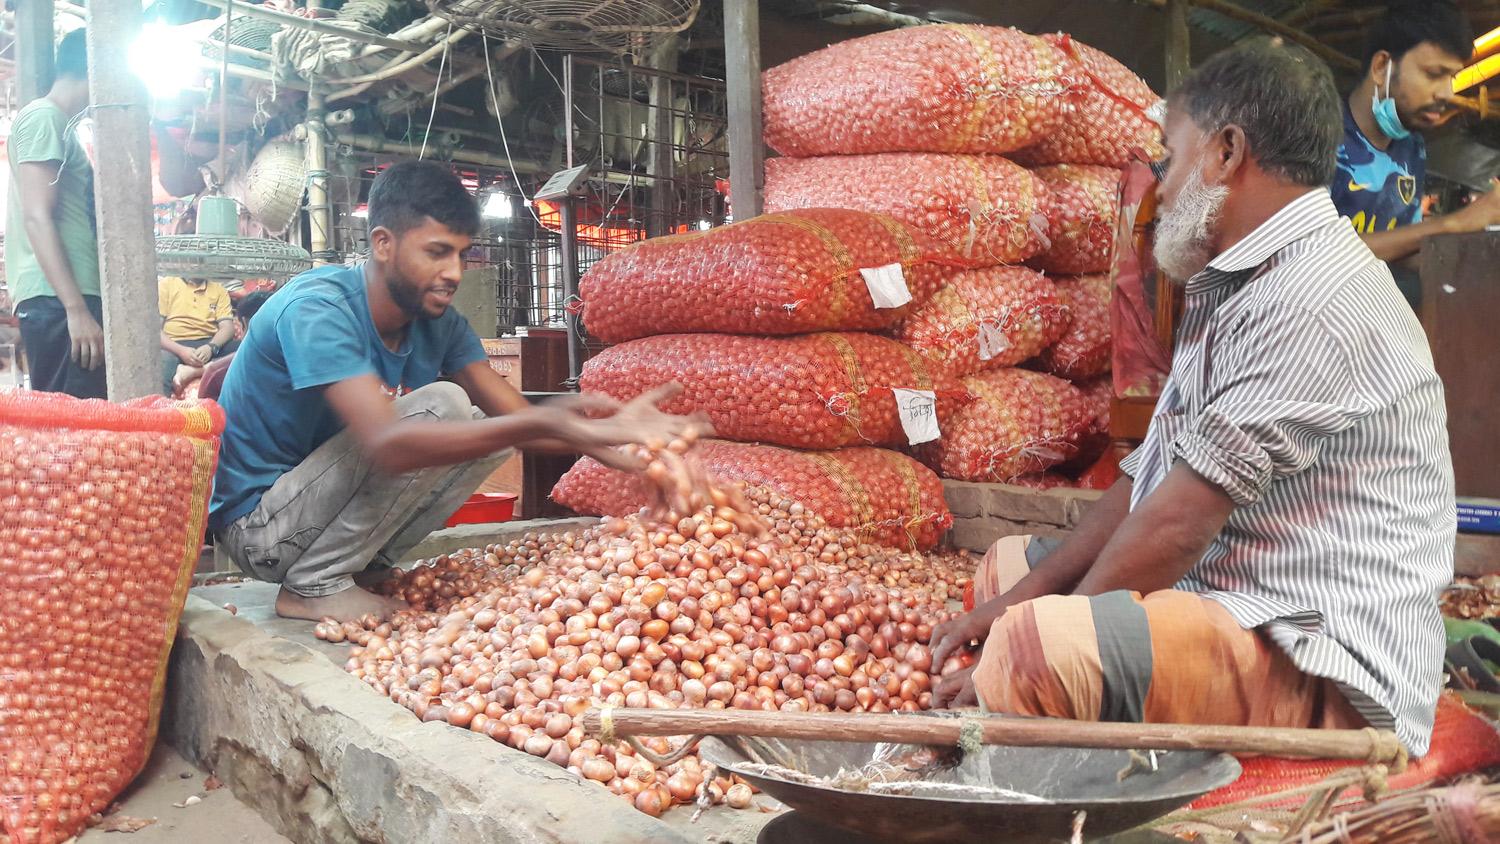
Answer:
[{"left": 334, "top": 436, "right": 972, "bottom": 816}]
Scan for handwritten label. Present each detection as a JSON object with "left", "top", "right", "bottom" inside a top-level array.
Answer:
[
  {"left": 859, "top": 263, "right": 913, "bottom": 309},
  {"left": 977, "top": 323, "right": 1011, "bottom": 362},
  {"left": 892, "top": 388, "right": 940, "bottom": 445}
]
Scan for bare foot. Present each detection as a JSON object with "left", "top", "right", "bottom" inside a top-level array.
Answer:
[{"left": 275, "top": 585, "right": 406, "bottom": 623}]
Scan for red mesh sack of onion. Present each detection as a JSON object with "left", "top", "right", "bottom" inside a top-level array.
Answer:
[
  {"left": 894, "top": 267, "right": 1071, "bottom": 378},
  {"left": 761, "top": 24, "right": 1086, "bottom": 157},
  {"left": 1036, "top": 273, "right": 1112, "bottom": 381},
  {"left": 553, "top": 440, "right": 953, "bottom": 551},
  {"left": 1013, "top": 34, "right": 1165, "bottom": 168},
  {"left": 763, "top": 153, "right": 1053, "bottom": 268},
  {"left": 0, "top": 393, "right": 224, "bottom": 844},
  {"left": 577, "top": 333, "right": 967, "bottom": 451},
  {"left": 918, "top": 368, "right": 1093, "bottom": 482},
  {"left": 1028, "top": 164, "right": 1122, "bottom": 275},
  {"left": 578, "top": 209, "right": 957, "bottom": 343}
]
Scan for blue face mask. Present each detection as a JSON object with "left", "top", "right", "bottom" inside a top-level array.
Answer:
[{"left": 1373, "top": 61, "right": 1412, "bottom": 141}]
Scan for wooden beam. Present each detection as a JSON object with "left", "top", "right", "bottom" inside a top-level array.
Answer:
[
  {"left": 16, "top": 0, "right": 54, "bottom": 103},
  {"left": 87, "top": 0, "right": 160, "bottom": 400},
  {"left": 724, "top": 0, "right": 764, "bottom": 219},
  {"left": 1194, "top": 0, "right": 1360, "bottom": 70},
  {"left": 1165, "top": 0, "right": 1192, "bottom": 90},
  {"left": 1282, "top": 0, "right": 1345, "bottom": 28}
]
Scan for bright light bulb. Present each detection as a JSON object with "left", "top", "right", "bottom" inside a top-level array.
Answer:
[
  {"left": 483, "top": 193, "right": 513, "bottom": 219},
  {"left": 696, "top": 220, "right": 712, "bottom": 231},
  {"left": 350, "top": 207, "right": 369, "bottom": 219},
  {"left": 129, "top": 23, "right": 205, "bottom": 98}
]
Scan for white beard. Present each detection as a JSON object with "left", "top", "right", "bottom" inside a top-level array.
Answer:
[{"left": 1153, "top": 169, "right": 1229, "bottom": 283}]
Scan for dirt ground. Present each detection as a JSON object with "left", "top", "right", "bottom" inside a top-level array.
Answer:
[{"left": 74, "top": 742, "right": 288, "bottom": 844}]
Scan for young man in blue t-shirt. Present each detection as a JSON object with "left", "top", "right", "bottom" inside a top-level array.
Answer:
[
  {"left": 1331, "top": 1, "right": 1500, "bottom": 271},
  {"left": 210, "top": 161, "right": 698, "bottom": 622}
]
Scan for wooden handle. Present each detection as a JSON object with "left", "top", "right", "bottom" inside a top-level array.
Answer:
[{"left": 581, "top": 707, "right": 1405, "bottom": 766}]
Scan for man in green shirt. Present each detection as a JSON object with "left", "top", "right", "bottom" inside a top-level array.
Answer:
[{"left": 6, "top": 29, "right": 104, "bottom": 398}]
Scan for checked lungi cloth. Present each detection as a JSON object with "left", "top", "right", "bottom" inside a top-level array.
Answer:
[{"left": 969, "top": 536, "right": 1367, "bottom": 730}]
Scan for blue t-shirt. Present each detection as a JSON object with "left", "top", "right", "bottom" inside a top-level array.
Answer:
[
  {"left": 1329, "top": 102, "right": 1426, "bottom": 235},
  {"left": 209, "top": 262, "right": 487, "bottom": 532}
]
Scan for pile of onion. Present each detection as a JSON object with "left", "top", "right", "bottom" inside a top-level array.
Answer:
[{"left": 325, "top": 436, "right": 973, "bottom": 816}]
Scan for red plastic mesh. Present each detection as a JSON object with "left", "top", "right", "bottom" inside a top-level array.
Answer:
[
  {"left": 578, "top": 209, "right": 956, "bottom": 343},
  {"left": 578, "top": 333, "right": 967, "bottom": 451},
  {"left": 1012, "top": 34, "right": 1164, "bottom": 168},
  {"left": 761, "top": 24, "right": 1085, "bottom": 158},
  {"left": 1028, "top": 164, "right": 1122, "bottom": 276},
  {"left": 0, "top": 393, "right": 224, "bottom": 844},
  {"left": 894, "top": 267, "right": 1070, "bottom": 378},
  {"left": 1036, "top": 274, "right": 1112, "bottom": 381},
  {"left": 919, "top": 368, "right": 1093, "bottom": 482},
  {"left": 763, "top": 153, "right": 1053, "bottom": 268},
  {"left": 1190, "top": 694, "right": 1500, "bottom": 811},
  {"left": 552, "top": 440, "right": 953, "bottom": 551}
]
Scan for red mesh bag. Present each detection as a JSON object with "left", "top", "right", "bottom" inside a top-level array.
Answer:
[
  {"left": 578, "top": 209, "right": 956, "bottom": 343},
  {"left": 761, "top": 25, "right": 1085, "bottom": 158},
  {"left": 920, "top": 368, "right": 1092, "bottom": 482},
  {"left": 0, "top": 393, "right": 224, "bottom": 844},
  {"left": 578, "top": 333, "right": 967, "bottom": 450},
  {"left": 1012, "top": 34, "right": 1164, "bottom": 168},
  {"left": 1029, "top": 165, "right": 1122, "bottom": 275},
  {"left": 1037, "top": 274, "right": 1112, "bottom": 381},
  {"left": 763, "top": 153, "right": 1052, "bottom": 267},
  {"left": 1008, "top": 473, "right": 1076, "bottom": 490},
  {"left": 894, "top": 267, "right": 1070, "bottom": 378},
  {"left": 553, "top": 440, "right": 952, "bottom": 550},
  {"left": 1189, "top": 695, "right": 1500, "bottom": 812}
]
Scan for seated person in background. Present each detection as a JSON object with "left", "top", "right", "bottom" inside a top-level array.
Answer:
[
  {"left": 930, "top": 40, "right": 1454, "bottom": 758},
  {"left": 210, "top": 160, "right": 701, "bottom": 623},
  {"left": 196, "top": 290, "right": 269, "bottom": 402},
  {"left": 159, "top": 275, "right": 237, "bottom": 395}
]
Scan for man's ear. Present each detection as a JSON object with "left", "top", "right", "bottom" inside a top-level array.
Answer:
[
  {"left": 369, "top": 226, "right": 396, "bottom": 263},
  {"left": 1208, "top": 124, "right": 1249, "bottom": 185},
  {"left": 1369, "top": 50, "right": 1392, "bottom": 87}
]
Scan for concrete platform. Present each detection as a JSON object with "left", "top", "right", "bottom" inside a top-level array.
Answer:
[{"left": 164, "top": 518, "right": 777, "bottom": 844}]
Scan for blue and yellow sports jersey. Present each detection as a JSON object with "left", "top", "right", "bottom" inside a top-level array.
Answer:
[{"left": 1329, "top": 103, "right": 1426, "bottom": 235}]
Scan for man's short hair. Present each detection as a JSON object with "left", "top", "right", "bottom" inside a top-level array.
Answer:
[
  {"left": 235, "top": 290, "right": 271, "bottom": 323},
  {"left": 1364, "top": 0, "right": 1473, "bottom": 70},
  {"left": 366, "top": 160, "right": 480, "bottom": 238},
  {"left": 1171, "top": 39, "right": 1343, "bottom": 188},
  {"left": 56, "top": 27, "right": 88, "bottom": 80}
]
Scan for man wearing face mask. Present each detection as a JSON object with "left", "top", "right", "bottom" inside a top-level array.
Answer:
[
  {"left": 929, "top": 40, "right": 1453, "bottom": 757},
  {"left": 1332, "top": 0, "right": 1499, "bottom": 282}
]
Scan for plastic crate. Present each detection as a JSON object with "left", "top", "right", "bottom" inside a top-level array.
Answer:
[{"left": 444, "top": 492, "right": 517, "bottom": 527}]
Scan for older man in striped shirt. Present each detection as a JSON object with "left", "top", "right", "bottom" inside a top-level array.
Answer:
[{"left": 932, "top": 39, "right": 1454, "bottom": 756}]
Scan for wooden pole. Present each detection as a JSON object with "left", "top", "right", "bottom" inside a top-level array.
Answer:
[
  {"left": 87, "top": 0, "right": 161, "bottom": 400},
  {"left": 581, "top": 708, "right": 1406, "bottom": 766},
  {"left": 1165, "top": 0, "right": 1191, "bottom": 91},
  {"left": 724, "top": 0, "right": 764, "bottom": 220},
  {"left": 15, "top": 0, "right": 55, "bottom": 104}
]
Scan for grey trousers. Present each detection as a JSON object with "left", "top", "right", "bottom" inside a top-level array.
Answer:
[{"left": 216, "top": 382, "right": 512, "bottom": 597}]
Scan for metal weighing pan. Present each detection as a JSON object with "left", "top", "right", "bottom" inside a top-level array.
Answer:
[{"left": 699, "top": 732, "right": 1241, "bottom": 843}]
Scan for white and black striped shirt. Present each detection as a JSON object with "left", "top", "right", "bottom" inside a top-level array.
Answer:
[{"left": 1120, "top": 189, "right": 1455, "bottom": 755}]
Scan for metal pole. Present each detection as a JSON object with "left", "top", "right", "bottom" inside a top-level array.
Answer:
[
  {"left": 559, "top": 54, "right": 583, "bottom": 382},
  {"left": 558, "top": 200, "right": 582, "bottom": 382},
  {"left": 16, "top": 0, "right": 55, "bottom": 103},
  {"left": 724, "top": 0, "right": 763, "bottom": 219},
  {"left": 1165, "top": 0, "right": 1191, "bottom": 91},
  {"left": 86, "top": 0, "right": 159, "bottom": 399},
  {"left": 647, "top": 38, "right": 680, "bottom": 239},
  {"left": 305, "top": 87, "right": 335, "bottom": 262}
]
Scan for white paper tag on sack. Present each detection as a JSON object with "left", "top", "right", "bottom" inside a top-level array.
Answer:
[
  {"left": 860, "top": 263, "right": 912, "bottom": 309},
  {"left": 893, "top": 388, "right": 940, "bottom": 445},
  {"left": 977, "top": 323, "right": 1011, "bottom": 362}
]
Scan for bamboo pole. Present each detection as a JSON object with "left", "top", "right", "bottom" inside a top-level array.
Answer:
[{"left": 581, "top": 708, "right": 1406, "bottom": 766}]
